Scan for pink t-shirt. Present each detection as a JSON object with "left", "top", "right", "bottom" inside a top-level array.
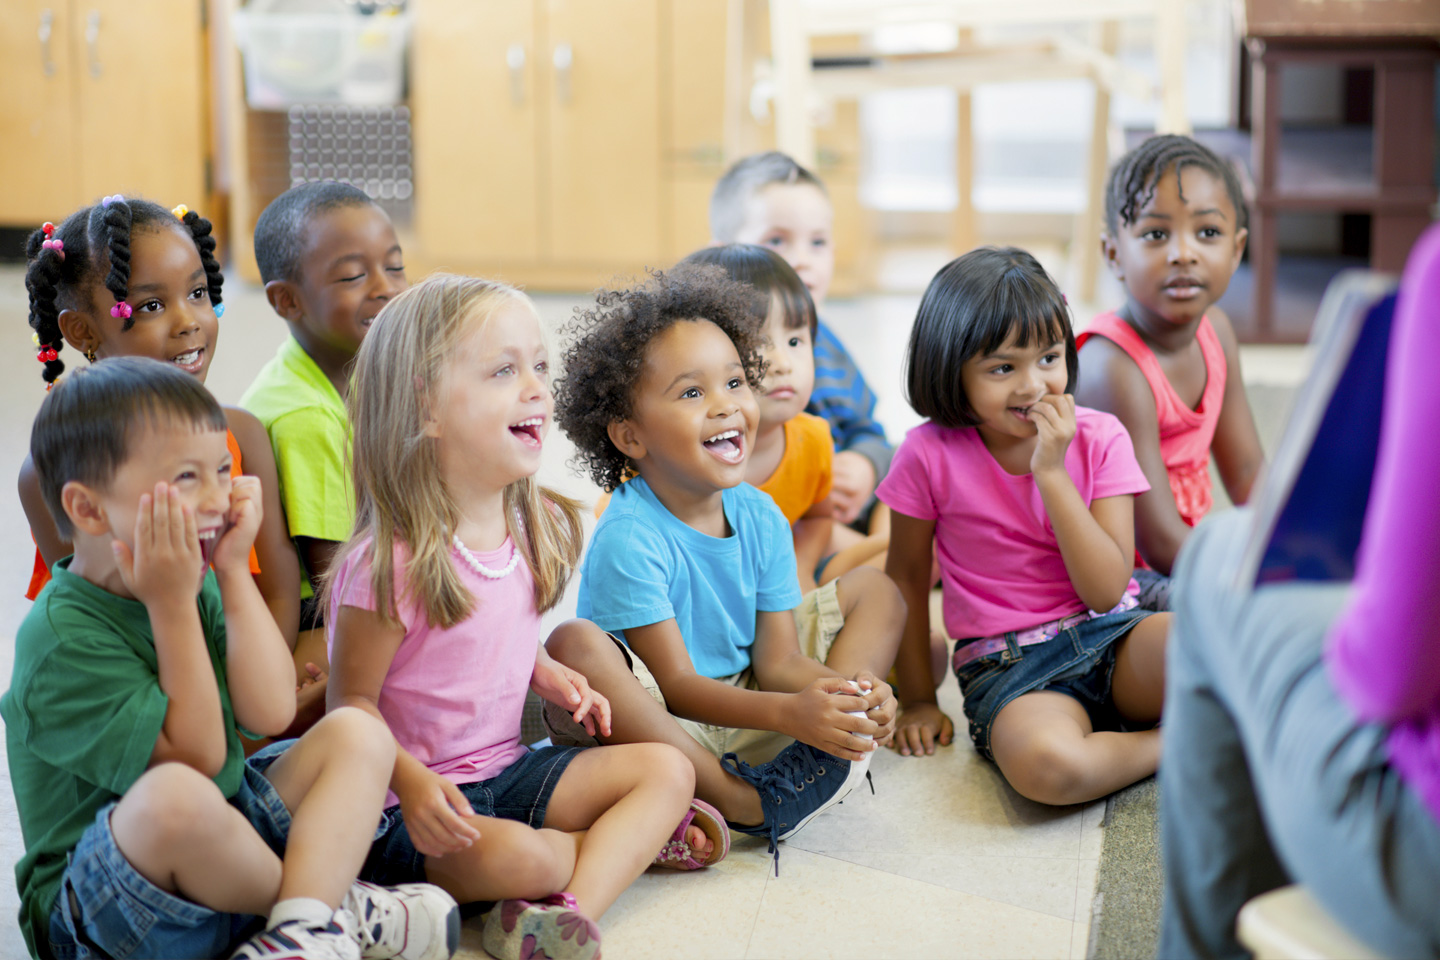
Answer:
[
  {"left": 329, "top": 537, "right": 536, "bottom": 806},
  {"left": 877, "top": 407, "right": 1150, "bottom": 639}
]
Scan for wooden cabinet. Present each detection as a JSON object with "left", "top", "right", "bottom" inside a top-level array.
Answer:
[
  {"left": 0, "top": 1, "right": 211, "bottom": 229},
  {"left": 411, "top": 0, "right": 662, "bottom": 280}
]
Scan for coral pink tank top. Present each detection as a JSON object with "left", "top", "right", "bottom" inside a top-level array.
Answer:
[{"left": 1077, "top": 312, "right": 1226, "bottom": 528}]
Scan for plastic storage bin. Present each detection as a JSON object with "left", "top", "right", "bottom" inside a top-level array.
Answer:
[{"left": 234, "top": 0, "right": 411, "bottom": 108}]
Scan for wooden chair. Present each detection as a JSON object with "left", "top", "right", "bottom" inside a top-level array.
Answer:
[{"left": 739, "top": 0, "right": 1191, "bottom": 301}]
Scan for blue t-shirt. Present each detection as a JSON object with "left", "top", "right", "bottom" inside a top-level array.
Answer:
[{"left": 578, "top": 478, "right": 802, "bottom": 678}]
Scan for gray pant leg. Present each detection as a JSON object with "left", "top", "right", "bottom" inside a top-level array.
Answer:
[{"left": 1158, "top": 510, "right": 1440, "bottom": 960}]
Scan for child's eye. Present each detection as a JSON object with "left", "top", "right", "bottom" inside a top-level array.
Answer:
[
  {"left": 727, "top": 377, "right": 744, "bottom": 390},
  {"left": 1141, "top": 229, "right": 1167, "bottom": 242},
  {"left": 1041, "top": 352, "right": 1062, "bottom": 366},
  {"left": 386, "top": 264, "right": 405, "bottom": 274},
  {"left": 990, "top": 364, "right": 1012, "bottom": 375},
  {"left": 811, "top": 237, "right": 828, "bottom": 249},
  {"left": 136, "top": 299, "right": 163, "bottom": 314},
  {"left": 189, "top": 285, "right": 208, "bottom": 301},
  {"left": 338, "top": 273, "right": 365, "bottom": 283},
  {"left": 495, "top": 363, "right": 515, "bottom": 377},
  {"left": 175, "top": 470, "right": 197, "bottom": 482},
  {"left": 787, "top": 336, "right": 803, "bottom": 349},
  {"left": 762, "top": 235, "right": 785, "bottom": 248},
  {"left": 680, "top": 386, "right": 701, "bottom": 399},
  {"left": 1198, "top": 226, "right": 1222, "bottom": 239}
]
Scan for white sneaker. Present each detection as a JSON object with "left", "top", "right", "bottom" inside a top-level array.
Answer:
[
  {"left": 341, "top": 880, "right": 461, "bottom": 960},
  {"left": 229, "top": 918, "right": 362, "bottom": 960}
]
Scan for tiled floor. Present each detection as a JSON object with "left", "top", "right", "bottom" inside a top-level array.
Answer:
[{"left": 0, "top": 249, "right": 1308, "bottom": 960}]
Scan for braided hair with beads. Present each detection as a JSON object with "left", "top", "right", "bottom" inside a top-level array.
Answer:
[
  {"left": 1104, "top": 134, "right": 1249, "bottom": 238},
  {"left": 24, "top": 196, "right": 225, "bottom": 386}
]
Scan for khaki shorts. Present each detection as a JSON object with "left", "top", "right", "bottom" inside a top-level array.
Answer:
[{"left": 544, "top": 580, "right": 846, "bottom": 766}]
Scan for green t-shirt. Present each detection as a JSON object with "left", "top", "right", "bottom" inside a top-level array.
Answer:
[
  {"left": 241, "top": 336, "right": 355, "bottom": 597},
  {"left": 0, "top": 560, "right": 241, "bottom": 958}
]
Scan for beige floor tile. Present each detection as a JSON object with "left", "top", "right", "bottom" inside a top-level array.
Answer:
[
  {"left": 1071, "top": 858, "right": 1100, "bottom": 959},
  {"left": 839, "top": 853, "right": 1082, "bottom": 920},
  {"left": 745, "top": 848, "right": 1074, "bottom": 960},
  {"left": 1077, "top": 800, "right": 1106, "bottom": 861}
]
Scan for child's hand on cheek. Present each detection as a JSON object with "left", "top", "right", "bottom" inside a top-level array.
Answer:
[
  {"left": 113, "top": 483, "right": 204, "bottom": 606},
  {"left": 1028, "top": 393, "right": 1077, "bottom": 476},
  {"left": 212, "top": 475, "right": 263, "bottom": 574}
]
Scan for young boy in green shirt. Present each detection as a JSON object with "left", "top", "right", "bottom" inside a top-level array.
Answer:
[
  {"left": 2, "top": 358, "right": 456, "bottom": 960},
  {"left": 242, "top": 182, "right": 409, "bottom": 627}
]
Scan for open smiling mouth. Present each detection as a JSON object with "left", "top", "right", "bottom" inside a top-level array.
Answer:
[
  {"left": 510, "top": 417, "right": 544, "bottom": 447},
  {"left": 198, "top": 526, "right": 222, "bottom": 567},
  {"left": 170, "top": 347, "right": 205, "bottom": 373},
  {"left": 703, "top": 429, "right": 745, "bottom": 464}
]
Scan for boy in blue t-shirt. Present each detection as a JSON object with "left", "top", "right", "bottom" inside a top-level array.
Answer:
[
  {"left": 2, "top": 359, "right": 457, "bottom": 960},
  {"left": 545, "top": 266, "right": 904, "bottom": 870}
]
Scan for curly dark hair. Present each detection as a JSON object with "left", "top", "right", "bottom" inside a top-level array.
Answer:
[{"left": 555, "top": 264, "right": 767, "bottom": 492}]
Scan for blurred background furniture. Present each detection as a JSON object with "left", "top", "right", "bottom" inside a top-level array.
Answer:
[
  {"left": 1238, "top": 0, "right": 1439, "bottom": 341},
  {"left": 753, "top": 0, "right": 1191, "bottom": 301}
]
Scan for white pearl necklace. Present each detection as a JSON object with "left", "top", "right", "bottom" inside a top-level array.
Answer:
[{"left": 451, "top": 534, "right": 521, "bottom": 580}]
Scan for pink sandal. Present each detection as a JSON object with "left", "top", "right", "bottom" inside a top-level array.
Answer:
[{"left": 652, "top": 798, "right": 730, "bottom": 870}]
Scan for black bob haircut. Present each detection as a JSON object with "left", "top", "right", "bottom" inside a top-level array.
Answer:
[
  {"left": 31, "top": 357, "right": 228, "bottom": 539},
  {"left": 906, "top": 246, "right": 1077, "bottom": 429},
  {"left": 555, "top": 264, "right": 767, "bottom": 493},
  {"left": 253, "top": 180, "right": 380, "bottom": 285},
  {"left": 680, "top": 244, "right": 818, "bottom": 339}
]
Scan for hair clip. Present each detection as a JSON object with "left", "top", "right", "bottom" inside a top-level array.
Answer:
[
  {"left": 36, "top": 347, "right": 59, "bottom": 363},
  {"left": 171, "top": 204, "right": 189, "bottom": 221},
  {"left": 101, "top": 194, "right": 124, "bottom": 207},
  {"left": 41, "top": 238, "right": 64, "bottom": 260},
  {"left": 41, "top": 222, "right": 55, "bottom": 238},
  {"left": 214, "top": 303, "right": 225, "bottom": 319},
  {"left": 110, "top": 301, "right": 132, "bottom": 320}
]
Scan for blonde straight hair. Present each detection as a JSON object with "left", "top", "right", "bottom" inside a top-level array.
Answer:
[{"left": 325, "top": 273, "right": 584, "bottom": 631}]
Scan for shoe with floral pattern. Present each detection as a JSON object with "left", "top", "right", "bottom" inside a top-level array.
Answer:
[{"left": 481, "top": 892, "right": 601, "bottom": 960}]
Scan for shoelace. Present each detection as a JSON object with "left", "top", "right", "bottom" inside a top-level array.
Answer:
[{"left": 340, "top": 886, "right": 393, "bottom": 953}]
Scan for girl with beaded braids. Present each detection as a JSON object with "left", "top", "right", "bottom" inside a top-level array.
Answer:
[
  {"left": 1075, "top": 134, "right": 1264, "bottom": 611},
  {"left": 19, "top": 197, "right": 306, "bottom": 680}
]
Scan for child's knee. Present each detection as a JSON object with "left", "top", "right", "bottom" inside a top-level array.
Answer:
[
  {"left": 634, "top": 742, "right": 696, "bottom": 797},
  {"left": 117, "top": 764, "right": 228, "bottom": 845},
  {"left": 545, "top": 618, "right": 616, "bottom": 668},
  {"left": 1003, "top": 736, "right": 1092, "bottom": 805},
  {"left": 307, "top": 705, "right": 396, "bottom": 772},
  {"left": 837, "top": 565, "right": 906, "bottom": 622}
]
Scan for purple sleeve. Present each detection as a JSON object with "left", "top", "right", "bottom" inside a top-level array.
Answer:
[
  {"left": 1326, "top": 225, "right": 1440, "bottom": 723},
  {"left": 875, "top": 426, "right": 939, "bottom": 521}
]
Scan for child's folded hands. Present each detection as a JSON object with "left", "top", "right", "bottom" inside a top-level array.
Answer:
[{"left": 782, "top": 675, "right": 881, "bottom": 762}]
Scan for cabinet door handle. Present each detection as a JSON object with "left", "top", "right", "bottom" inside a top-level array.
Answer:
[
  {"left": 552, "top": 43, "right": 572, "bottom": 105},
  {"left": 85, "top": 10, "right": 102, "bottom": 78},
  {"left": 506, "top": 43, "right": 526, "bottom": 104},
  {"left": 39, "top": 9, "right": 57, "bottom": 77}
]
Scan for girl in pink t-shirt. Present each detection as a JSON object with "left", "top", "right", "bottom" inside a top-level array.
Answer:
[
  {"left": 878, "top": 247, "right": 1172, "bottom": 806},
  {"left": 325, "top": 274, "right": 728, "bottom": 960}
]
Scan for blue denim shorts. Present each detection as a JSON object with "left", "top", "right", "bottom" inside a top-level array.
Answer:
[
  {"left": 46, "top": 741, "right": 295, "bottom": 960},
  {"left": 954, "top": 607, "right": 1153, "bottom": 762},
  {"left": 362, "top": 745, "right": 582, "bottom": 888}
]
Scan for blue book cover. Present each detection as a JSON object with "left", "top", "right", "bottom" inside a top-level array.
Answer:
[{"left": 1237, "top": 272, "right": 1399, "bottom": 586}]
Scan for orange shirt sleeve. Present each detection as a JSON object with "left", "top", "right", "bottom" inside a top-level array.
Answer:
[{"left": 225, "top": 429, "right": 263, "bottom": 576}]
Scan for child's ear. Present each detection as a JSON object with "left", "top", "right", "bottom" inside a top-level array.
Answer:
[
  {"left": 606, "top": 419, "right": 646, "bottom": 462},
  {"left": 418, "top": 377, "right": 442, "bottom": 438},
  {"left": 57, "top": 308, "right": 101, "bottom": 359},
  {"left": 1231, "top": 227, "right": 1249, "bottom": 270},
  {"left": 1100, "top": 233, "right": 1123, "bottom": 280},
  {"left": 61, "top": 481, "right": 111, "bottom": 537},
  {"left": 264, "top": 280, "right": 304, "bottom": 322}
]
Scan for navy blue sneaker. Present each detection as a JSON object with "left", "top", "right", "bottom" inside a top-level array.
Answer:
[{"left": 722, "top": 740, "right": 873, "bottom": 874}]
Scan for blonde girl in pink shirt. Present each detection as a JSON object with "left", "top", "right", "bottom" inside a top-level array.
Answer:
[
  {"left": 879, "top": 247, "right": 1171, "bottom": 806},
  {"left": 325, "top": 274, "right": 727, "bottom": 960}
]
